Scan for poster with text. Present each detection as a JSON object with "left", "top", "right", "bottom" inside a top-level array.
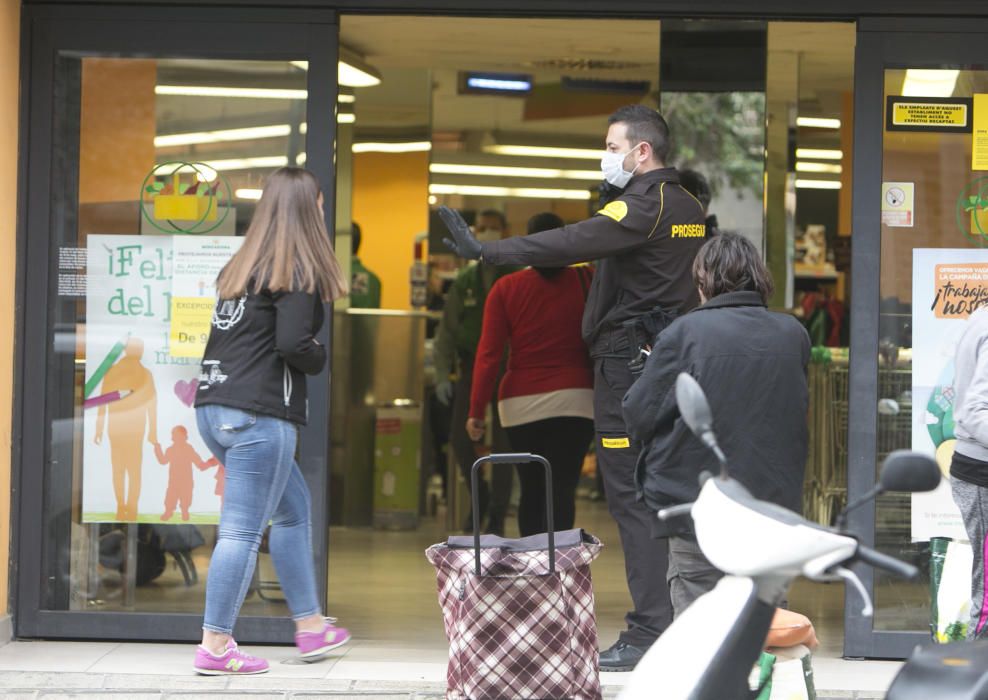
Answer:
[
  {"left": 82, "top": 235, "right": 238, "bottom": 524},
  {"left": 911, "top": 248, "right": 988, "bottom": 540},
  {"left": 170, "top": 236, "right": 243, "bottom": 357}
]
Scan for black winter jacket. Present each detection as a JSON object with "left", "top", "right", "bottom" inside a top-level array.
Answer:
[
  {"left": 622, "top": 291, "right": 810, "bottom": 537},
  {"left": 480, "top": 168, "right": 706, "bottom": 353},
  {"left": 194, "top": 288, "right": 326, "bottom": 425}
]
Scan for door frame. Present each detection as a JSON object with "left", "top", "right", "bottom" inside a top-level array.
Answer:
[
  {"left": 14, "top": 5, "right": 338, "bottom": 642},
  {"left": 845, "top": 16, "right": 988, "bottom": 659}
]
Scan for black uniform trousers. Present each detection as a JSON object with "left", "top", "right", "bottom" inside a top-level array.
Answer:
[{"left": 594, "top": 355, "right": 674, "bottom": 647}]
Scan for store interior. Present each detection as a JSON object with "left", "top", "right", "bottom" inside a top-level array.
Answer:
[{"left": 50, "top": 15, "right": 891, "bottom": 652}]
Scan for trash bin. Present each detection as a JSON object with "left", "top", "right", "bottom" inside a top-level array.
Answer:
[{"left": 373, "top": 403, "right": 422, "bottom": 530}]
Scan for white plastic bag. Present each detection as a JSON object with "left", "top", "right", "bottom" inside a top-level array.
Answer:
[{"left": 934, "top": 539, "right": 973, "bottom": 643}]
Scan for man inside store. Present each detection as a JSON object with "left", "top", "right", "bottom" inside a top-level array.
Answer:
[
  {"left": 349, "top": 222, "right": 382, "bottom": 309},
  {"left": 433, "top": 210, "right": 516, "bottom": 536},
  {"left": 439, "top": 104, "right": 707, "bottom": 671}
]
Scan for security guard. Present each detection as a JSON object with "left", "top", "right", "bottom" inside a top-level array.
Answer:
[{"left": 440, "top": 104, "right": 707, "bottom": 671}]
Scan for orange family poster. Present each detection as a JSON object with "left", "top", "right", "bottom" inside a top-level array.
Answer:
[{"left": 82, "top": 234, "right": 241, "bottom": 524}]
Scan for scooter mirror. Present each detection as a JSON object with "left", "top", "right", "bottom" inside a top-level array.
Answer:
[
  {"left": 675, "top": 373, "right": 713, "bottom": 437},
  {"left": 879, "top": 450, "right": 941, "bottom": 493}
]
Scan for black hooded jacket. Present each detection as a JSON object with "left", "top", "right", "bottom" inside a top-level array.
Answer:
[
  {"left": 194, "top": 288, "right": 325, "bottom": 425},
  {"left": 622, "top": 291, "right": 811, "bottom": 537}
]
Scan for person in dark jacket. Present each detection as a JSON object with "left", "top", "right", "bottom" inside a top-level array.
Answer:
[
  {"left": 192, "top": 167, "right": 351, "bottom": 675},
  {"left": 678, "top": 169, "right": 720, "bottom": 237},
  {"left": 622, "top": 232, "right": 810, "bottom": 618},
  {"left": 441, "top": 104, "right": 706, "bottom": 670}
]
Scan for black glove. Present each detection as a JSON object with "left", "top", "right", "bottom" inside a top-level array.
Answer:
[{"left": 439, "top": 206, "right": 483, "bottom": 260}]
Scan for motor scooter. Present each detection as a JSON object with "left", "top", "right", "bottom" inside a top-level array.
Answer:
[{"left": 619, "top": 372, "right": 944, "bottom": 700}]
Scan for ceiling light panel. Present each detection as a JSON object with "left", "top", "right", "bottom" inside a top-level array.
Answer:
[
  {"left": 795, "top": 148, "right": 843, "bottom": 161},
  {"left": 430, "top": 163, "right": 600, "bottom": 181},
  {"left": 901, "top": 69, "right": 959, "bottom": 98},
  {"left": 155, "top": 124, "right": 292, "bottom": 148},
  {"left": 429, "top": 184, "right": 590, "bottom": 200},
  {"left": 155, "top": 85, "right": 307, "bottom": 100},
  {"left": 353, "top": 141, "right": 432, "bottom": 153},
  {"left": 796, "top": 117, "right": 841, "bottom": 129},
  {"left": 482, "top": 145, "right": 601, "bottom": 160},
  {"left": 795, "top": 179, "right": 841, "bottom": 190},
  {"left": 795, "top": 162, "right": 842, "bottom": 174}
]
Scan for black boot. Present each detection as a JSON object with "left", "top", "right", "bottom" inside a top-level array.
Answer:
[{"left": 598, "top": 640, "right": 646, "bottom": 672}]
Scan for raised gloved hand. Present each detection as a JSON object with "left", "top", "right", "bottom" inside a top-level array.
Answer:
[
  {"left": 435, "top": 380, "right": 454, "bottom": 406},
  {"left": 439, "top": 206, "right": 483, "bottom": 260}
]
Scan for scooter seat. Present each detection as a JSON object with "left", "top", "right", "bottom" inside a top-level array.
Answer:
[{"left": 886, "top": 639, "right": 988, "bottom": 700}]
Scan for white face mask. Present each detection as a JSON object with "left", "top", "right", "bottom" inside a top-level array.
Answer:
[
  {"left": 474, "top": 228, "right": 503, "bottom": 242},
  {"left": 600, "top": 143, "right": 643, "bottom": 188}
]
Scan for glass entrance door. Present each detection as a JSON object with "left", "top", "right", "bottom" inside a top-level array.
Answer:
[
  {"left": 846, "top": 19, "right": 988, "bottom": 658},
  {"left": 15, "top": 7, "right": 338, "bottom": 642}
]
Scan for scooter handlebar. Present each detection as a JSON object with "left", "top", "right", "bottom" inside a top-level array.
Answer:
[
  {"left": 854, "top": 543, "right": 918, "bottom": 581},
  {"left": 657, "top": 503, "right": 695, "bottom": 521}
]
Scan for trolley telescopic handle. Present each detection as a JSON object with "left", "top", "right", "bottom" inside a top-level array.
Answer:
[{"left": 471, "top": 453, "right": 554, "bottom": 576}]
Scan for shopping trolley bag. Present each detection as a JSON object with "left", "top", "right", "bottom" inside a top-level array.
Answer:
[{"left": 425, "top": 453, "right": 603, "bottom": 700}]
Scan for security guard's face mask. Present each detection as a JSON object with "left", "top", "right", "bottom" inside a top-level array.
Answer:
[{"left": 601, "top": 142, "right": 645, "bottom": 188}]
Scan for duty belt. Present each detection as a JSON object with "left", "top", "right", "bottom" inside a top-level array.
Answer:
[{"left": 589, "top": 306, "right": 678, "bottom": 374}]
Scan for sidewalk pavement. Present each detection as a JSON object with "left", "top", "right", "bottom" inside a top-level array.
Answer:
[{"left": 0, "top": 639, "right": 902, "bottom": 699}]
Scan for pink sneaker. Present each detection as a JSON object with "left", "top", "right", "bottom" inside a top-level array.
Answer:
[
  {"left": 193, "top": 640, "right": 269, "bottom": 675},
  {"left": 295, "top": 617, "right": 351, "bottom": 659}
]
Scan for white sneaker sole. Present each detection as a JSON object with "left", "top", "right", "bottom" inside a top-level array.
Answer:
[
  {"left": 194, "top": 666, "right": 270, "bottom": 676},
  {"left": 299, "top": 635, "right": 351, "bottom": 660}
]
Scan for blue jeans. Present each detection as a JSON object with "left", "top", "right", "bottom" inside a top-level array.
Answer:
[{"left": 196, "top": 404, "right": 321, "bottom": 634}]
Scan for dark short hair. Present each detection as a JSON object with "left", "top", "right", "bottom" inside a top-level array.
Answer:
[
  {"left": 527, "top": 212, "right": 564, "bottom": 235},
  {"left": 692, "top": 232, "right": 774, "bottom": 304},
  {"left": 679, "top": 169, "right": 712, "bottom": 211},
  {"left": 351, "top": 221, "right": 362, "bottom": 256},
  {"left": 608, "top": 104, "right": 671, "bottom": 164},
  {"left": 477, "top": 209, "right": 507, "bottom": 230}
]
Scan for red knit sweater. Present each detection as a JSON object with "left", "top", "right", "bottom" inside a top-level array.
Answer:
[{"left": 469, "top": 266, "right": 593, "bottom": 420}]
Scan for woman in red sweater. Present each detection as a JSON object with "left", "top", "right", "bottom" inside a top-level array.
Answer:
[{"left": 468, "top": 213, "right": 595, "bottom": 537}]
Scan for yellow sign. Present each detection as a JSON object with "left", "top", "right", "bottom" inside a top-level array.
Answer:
[
  {"left": 892, "top": 101, "right": 968, "bottom": 128},
  {"left": 601, "top": 436, "right": 630, "bottom": 449},
  {"left": 169, "top": 297, "right": 217, "bottom": 358},
  {"left": 973, "top": 94, "right": 988, "bottom": 170},
  {"left": 598, "top": 200, "right": 628, "bottom": 222}
]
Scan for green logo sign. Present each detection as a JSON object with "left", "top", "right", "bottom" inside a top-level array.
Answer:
[
  {"left": 957, "top": 176, "right": 988, "bottom": 246},
  {"left": 140, "top": 161, "right": 232, "bottom": 234}
]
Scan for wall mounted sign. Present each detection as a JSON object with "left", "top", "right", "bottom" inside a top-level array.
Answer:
[
  {"left": 881, "top": 182, "right": 915, "bottom": 227},
  {"left": 955, "top": 176, "right": 988, "bottom": 244},
  {"left": 140, "top": 161, "right": 233, "bottom": 234},
  {"left": 910, "top": 248, "right": 987, "bottom": 540},
  {"left": 886, "top": 96, "right": 972, "bottom": 133},
  {"left": 972, "top": 94, "right": 988, "bottom": 170}
]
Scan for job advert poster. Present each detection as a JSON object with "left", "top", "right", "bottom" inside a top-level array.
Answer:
[{"left": 911, "top": 248, "right": 988, "bottom": 540}]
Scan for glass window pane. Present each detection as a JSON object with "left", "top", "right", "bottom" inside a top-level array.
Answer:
[
  {"left": 45, "top": 56, "right": 307, "bottom": 615},
  {"left": 874, "top": 67, "right": 988, "bottom": 632}
]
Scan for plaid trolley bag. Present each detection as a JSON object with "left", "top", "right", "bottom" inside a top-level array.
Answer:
[{"left": 426, "top": 453, "right": 603, "bottom": 700}]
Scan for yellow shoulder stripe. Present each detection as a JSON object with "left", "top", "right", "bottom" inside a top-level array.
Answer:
[
  {"left": 598, "top": 200, "right": 628, "bottom": 222},
  {"left": 648, "top": 182, "right": 666, "bottom": 239}
]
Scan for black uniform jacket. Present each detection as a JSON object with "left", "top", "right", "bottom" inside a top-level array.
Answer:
[
  {"left": 621, "top": 291, "right": 811, "bottom": 537},
  {"left": 480, "top": 168, "right": 707, "bottom": 353},
  {"left": 195, "top": 288, "right": 325, "bottom": 425}
]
